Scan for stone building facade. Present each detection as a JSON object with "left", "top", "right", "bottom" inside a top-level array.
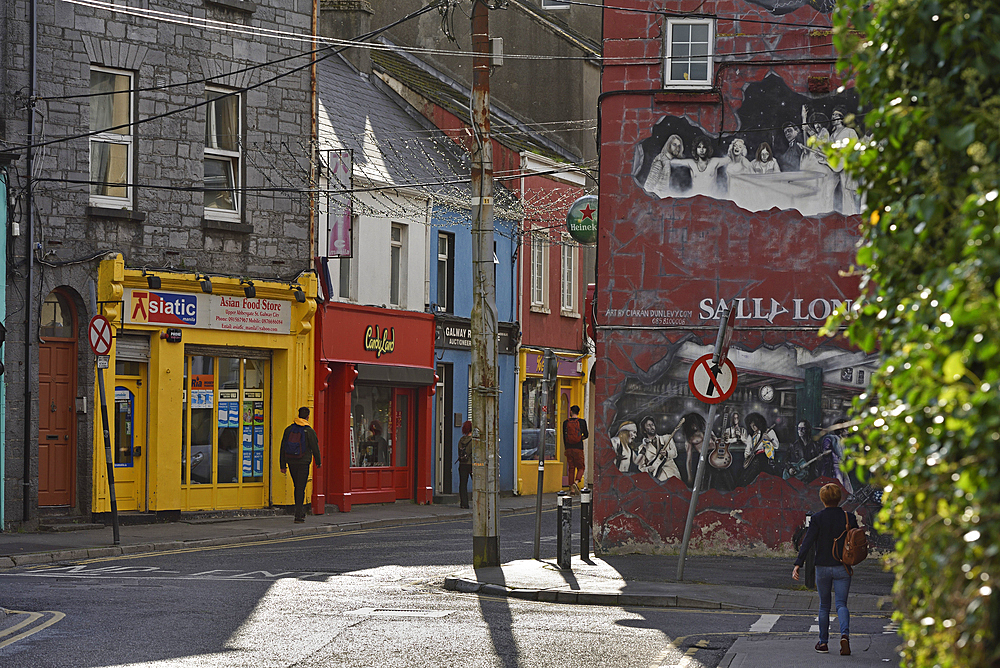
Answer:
[{"left": 1, "top": 0, "right": 316, "bottom": 528}]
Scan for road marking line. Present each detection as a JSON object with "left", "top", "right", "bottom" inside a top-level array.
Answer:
[
  {"left": 0, "top": 611, "right": 66, "bottom": 649},
  {"left": 344, "top": 608, "right": 453, "bottom": 618},
  {"left": 749, "top": 614, "right": 781, "bottom": 632},
  {"left": 810, "top": 625, "right": 820, "bottom": 632}
]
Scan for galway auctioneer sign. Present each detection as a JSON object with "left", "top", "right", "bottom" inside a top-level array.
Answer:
[{"left": 125, "top": 289, "right": 291, "bottom": 334}]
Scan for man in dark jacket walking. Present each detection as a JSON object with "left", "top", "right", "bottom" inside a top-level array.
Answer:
[{"left": 280, "top": 407, "right": 322, "bottom": 523}]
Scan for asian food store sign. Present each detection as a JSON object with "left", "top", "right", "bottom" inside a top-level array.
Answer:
[{"left": 124, "top": 289, "right": 291, "bottom": 334}]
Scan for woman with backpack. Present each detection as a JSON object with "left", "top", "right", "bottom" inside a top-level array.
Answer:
[{"left": 792, "top": 482, "right": 860, "bottom": 656}]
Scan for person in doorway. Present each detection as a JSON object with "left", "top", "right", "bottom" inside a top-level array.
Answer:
[
  {"left": 279, "top": 407, "right": 321, "bottom": 523},
  {"left": 793, "top": 483, "right": 859, "bottom": 655},
  {"left": 562, "top": 405, "right": 589, "bottom": 494},
  {"left": 457, "top": 420, "right": 473, "bottom": 509}
]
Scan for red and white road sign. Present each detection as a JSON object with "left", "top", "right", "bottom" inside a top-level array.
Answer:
[
  {"left": 688, "top": 353, "right": 738, "bottom": 404},
  {"left": 88, "top": 315, "right": 113, "bottom": 356}
]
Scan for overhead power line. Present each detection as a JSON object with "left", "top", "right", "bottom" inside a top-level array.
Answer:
[{"left": 4, "top": 0, "right": 448, "bottom": 154}]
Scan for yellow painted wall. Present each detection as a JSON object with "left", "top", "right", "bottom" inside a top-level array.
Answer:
[{"left": 91, "top": 254, "right": 316, "bottom": 513}]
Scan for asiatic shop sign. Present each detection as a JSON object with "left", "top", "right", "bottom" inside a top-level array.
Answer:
[
  {"left": 363, "top": 325, "right": 395, "bottom": 358},
  {"left": 125, "top": 289, "right": 291, "bottom": 334}
]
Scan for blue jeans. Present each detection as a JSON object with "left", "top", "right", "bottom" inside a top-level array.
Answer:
[{"left": 815, "top": 565, "right": 851, "bottom": 643}]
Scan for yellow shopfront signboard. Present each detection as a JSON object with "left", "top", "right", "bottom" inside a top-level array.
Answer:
[{"left": 92, "top": 255, "right": 317, "bottom": 515}]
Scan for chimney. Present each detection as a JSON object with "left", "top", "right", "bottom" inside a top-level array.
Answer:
[{"left": 319, "top": 0, "right": 374, "bottom": 75}]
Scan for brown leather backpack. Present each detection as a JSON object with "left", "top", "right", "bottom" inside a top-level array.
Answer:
[{"left": 833, "top": 508, "right": 869, "bottom": 573}]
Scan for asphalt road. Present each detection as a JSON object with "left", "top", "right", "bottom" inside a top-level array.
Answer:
[{"left": 0, "top": 509, "right": 896, "bottom": 667}]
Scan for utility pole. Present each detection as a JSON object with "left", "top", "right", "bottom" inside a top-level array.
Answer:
[{"left": 470, "top": 0, "right": 499, "bottom": 568}]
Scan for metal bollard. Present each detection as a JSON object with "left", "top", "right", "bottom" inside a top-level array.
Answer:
[
  {"left": 580, "top": 487, "right": 592, "bottom": 561},
  {"left": 556, "top": 491, "right": 572, "bottom": 570}
]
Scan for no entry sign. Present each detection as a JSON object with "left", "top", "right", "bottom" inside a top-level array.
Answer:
[
  {"left": 88, "top": 315, "right": 113, "bottom": 356},
  {"left": 688, "top": 353, "right": 738, "bottom": 404}
]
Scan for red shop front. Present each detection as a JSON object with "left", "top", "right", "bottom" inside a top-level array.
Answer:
[{"left": 313, "top": 302, "right": 436, "bottom": 513}]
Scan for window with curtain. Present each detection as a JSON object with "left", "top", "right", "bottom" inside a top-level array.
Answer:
[
  {"left": 205, "top": 88, "right": 241, "bottom": 219},
  {"left": 89, "top": 67, "right": 133, "bottom": 207}
]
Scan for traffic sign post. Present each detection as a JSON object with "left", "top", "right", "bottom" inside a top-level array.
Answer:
[
  {"left": 677, "top": 306, "right": 737, "bottom": 580},
  {"left": 89, "top": 314, "right": 120, "bottom": 545}
]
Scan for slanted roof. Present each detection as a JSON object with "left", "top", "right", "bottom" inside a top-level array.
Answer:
[
  {"left": 316, "top": 52, "right": 520, "bottom": 220},
  {"left": 316, "top": 53, "right": 467, "bottom": 196}
]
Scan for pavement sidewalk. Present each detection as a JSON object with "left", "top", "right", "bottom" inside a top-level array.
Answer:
[{"left": 1, "top": 493, "right": 895, "bottom": 616}]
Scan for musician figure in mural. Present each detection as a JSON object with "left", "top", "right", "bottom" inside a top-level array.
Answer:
[
  {"left": 643, "top": 134, "right": 686, "bottom": 198},
  {"left": 720, "top": 411, "right": 745, "bottom": 469},
  {"left": 741, "top": 412, "right": 779, "bottom": 485},
  {"left": 681, "top": 412, "right": 737, "bottom": 491},
  {"left": 778, "top": 122, "right": 805, "bottom": 172},
  {"left": 677, "top": 136, "right": 729, "bottom": 197},
  {"left": 830, "top": 107, "right": 861, "bottom": 214},
  {"left": 784, "top": 419, "right": 827, "bottom": 482},
  {"left": 635, "top": 415, "right": 683, "bottom": 482},
  {"left": 817, "top": 420, "right": 854, "bottom": 494},
  {"left": 726, "top": 138, "right": 754, "bottom": 177},
  {"left": 611, "top": 421, "right": 640, "bottom": 473},
  {"left": 751, "top": 142, "right": 780, "bottom": 174}
]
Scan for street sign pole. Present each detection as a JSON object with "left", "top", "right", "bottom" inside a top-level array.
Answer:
[
  {"left": 88, "top": 297, "right": 119, "bottom": 545},
  {"left": 97, "top": 365, "right": 120, "bottom": 545},
  {"left": 677, "top": 306, "right": 734, "bottom": 580}
]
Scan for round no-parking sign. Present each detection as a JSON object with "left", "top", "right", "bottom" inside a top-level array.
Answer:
[
  {"left": 688, "top": 353, "right": 738, "bottom": 404},
  {"left": 88, "top": 315, "right": 113, "bottom": 356}
]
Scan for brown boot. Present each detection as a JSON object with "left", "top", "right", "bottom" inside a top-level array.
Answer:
[{"left": 840, "top": 635, "right": 850, "bottom": 656}]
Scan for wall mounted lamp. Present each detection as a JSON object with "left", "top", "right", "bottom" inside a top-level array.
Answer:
[
  {"left": 143, "top": 270, "right": 161, "bottom": 290},
  {"left": 241, "top": 279, "right": 256, "bottom": 299},
  {"left": 199, "top": 274, "right": 213, "bottom": 294}
]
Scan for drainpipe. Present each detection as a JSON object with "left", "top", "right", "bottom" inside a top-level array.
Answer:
[{"left": 23, "top": 0, "right": 38, "bottom": 525}]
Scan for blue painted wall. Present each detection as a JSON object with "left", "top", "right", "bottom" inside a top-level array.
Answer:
[{"left": 430, "top": 207, "right": 520, "bottom": 493}]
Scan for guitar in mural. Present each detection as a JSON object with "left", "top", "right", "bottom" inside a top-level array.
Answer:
[
  {"left": 742, "top": 423, "right": 779, "bottom": 469},
  {"left": 708, "top": 428, "right": 733, "bottom": 469},
  {"left": 783, "top": 450, "right": 831, "bottom": 481}
]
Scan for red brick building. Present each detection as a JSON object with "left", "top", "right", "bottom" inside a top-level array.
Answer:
[{"left": 595, "top": 0, "right": 879, "bottom": 551}]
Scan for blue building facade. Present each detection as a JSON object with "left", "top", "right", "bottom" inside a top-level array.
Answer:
[{"left": 430, "top": 207, "right": 520, "bottom": 498}]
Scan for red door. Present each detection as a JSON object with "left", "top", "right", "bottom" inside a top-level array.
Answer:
[
  {"left": 392, "top": 388, "right": 415, "bottom": 500},
  {"left": 38, "top": 341, "right": 77, "bottom": 506}
]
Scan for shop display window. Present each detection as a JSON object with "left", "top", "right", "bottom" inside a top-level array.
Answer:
[
  {"left": 181, "top": 354, "right": 269, "bottom": 486},
  {"left": 521, "top": 377, "right": 556, "bottom": 461},
  {"left": 351, "top": 385, "right": 393, "bottom": 467}
]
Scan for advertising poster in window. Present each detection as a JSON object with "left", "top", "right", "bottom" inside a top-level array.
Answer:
[
  {"left": 242, "top": 425, "right": 253, "bottom": 477},
  {"left": 253, "top": 427, "right": 264, "bottom": 476}
]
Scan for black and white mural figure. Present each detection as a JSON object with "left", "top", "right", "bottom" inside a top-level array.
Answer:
[
  {"left": 634, "top": 76, "right": 866, "bottom": 217},
  {"left": 611, "top": 420, "right": 639, "bottom": 473},
  {"left": 635, "top": 415, "right": 683, "bottom": 482},
  {"left": 608, "top": 338, "right": 879, "bottom": 494}
]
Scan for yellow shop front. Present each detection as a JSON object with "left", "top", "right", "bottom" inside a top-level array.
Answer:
[
  {"left": 516, "top": 349, "right": 588, "bottom": 495},
  {"left": 91, "top": 255, "right": 317, "bottom": 517}
]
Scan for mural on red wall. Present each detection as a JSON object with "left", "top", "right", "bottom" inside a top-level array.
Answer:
[
  {"left": 608, "top": 337, "right": 876, "bottom": 494},
  {"left": 632, "top": 76, "right": 866, "bottom": 216}
]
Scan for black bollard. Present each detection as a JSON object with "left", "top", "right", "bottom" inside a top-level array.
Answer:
[
  {"left": 580, "top": 487, "right": 592, "bottom": 561},
  {"left": 556, "top": 491, "right": 572, "bottom": 570}
]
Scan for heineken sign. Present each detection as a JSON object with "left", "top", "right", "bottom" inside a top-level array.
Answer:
[{"left": 566, "top": 194, "right": 598, "bottom": 244}]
